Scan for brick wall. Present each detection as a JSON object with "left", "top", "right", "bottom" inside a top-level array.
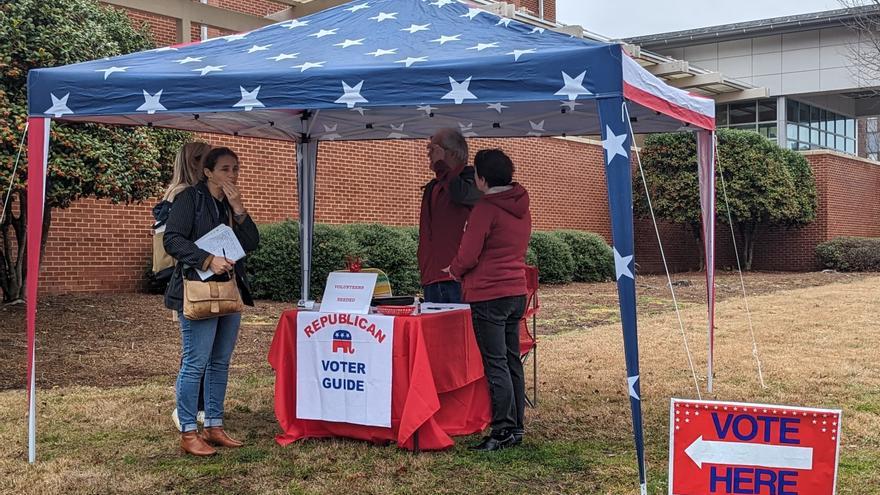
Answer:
[
  {"left": 120, "top": 7, "right": 180, "bottom": 46},
  {"left": 39, "top": 135, "right": 610, "bottom": 293},
  {"left": 510, "top": 0, "right": 555, "bottom": 21}
]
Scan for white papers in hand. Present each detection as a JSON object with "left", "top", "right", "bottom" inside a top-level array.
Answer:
[{"left": 194, "top": 224, "right": 245, "bottom": 280}]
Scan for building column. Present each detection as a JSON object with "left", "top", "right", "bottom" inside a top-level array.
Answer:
[{"left": 777, "top": 96, "right": 787, "bottom": 149}]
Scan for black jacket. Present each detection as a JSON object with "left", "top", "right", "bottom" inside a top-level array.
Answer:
[{"left": 163, "top": 182, "right": 260, "bottom": 311}]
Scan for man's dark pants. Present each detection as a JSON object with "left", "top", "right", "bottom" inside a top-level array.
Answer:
[{"left": 423, "top": 280, "right": 462, "bottom": 303}]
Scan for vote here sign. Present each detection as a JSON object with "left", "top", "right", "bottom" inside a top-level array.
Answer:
[{"left": 669, "top": 399, "right": 841, "bottom": 495}]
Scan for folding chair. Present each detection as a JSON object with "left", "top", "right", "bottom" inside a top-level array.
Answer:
[{"left": 519, "top": 265, "right": 540, "bottom": 407}]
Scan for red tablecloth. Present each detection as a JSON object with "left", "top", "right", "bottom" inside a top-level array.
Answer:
[{"left": 268, "top": 309, "right": 491, "bottom": 450}]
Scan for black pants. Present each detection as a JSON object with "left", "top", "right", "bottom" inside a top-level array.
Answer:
[{"left": 470, "top": 295, "right": 527, "bottom": 433}]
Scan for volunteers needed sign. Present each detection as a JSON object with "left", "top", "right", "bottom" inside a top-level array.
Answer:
[
  {"left": 296, "top": 312, "right": 394, "bottom": 428},
  {"left": 669, "top": 399, "right": 842, "bottom": 495}
]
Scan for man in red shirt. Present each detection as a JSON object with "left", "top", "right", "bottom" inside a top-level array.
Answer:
[{"left": 418, "top": 128, "right": 481, "bottom": 303}]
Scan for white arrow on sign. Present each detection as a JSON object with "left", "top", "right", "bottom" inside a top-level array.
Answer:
[{"left": 685, "top": 436, "right": 813, "bottom": 470}]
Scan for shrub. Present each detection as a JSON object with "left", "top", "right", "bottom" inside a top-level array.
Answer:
[
  {"left": 248, "top": 221, "right": 300, "bottom": 301},
  {"left": 816, "top": 237, "right": 880, "bottom": 272},
  {"left": 399, "top": 225, "right": 420, "bottom": 244},
  {"left": 525, "top": 246, "right": 538, "bottom": 267},
  {"left": 247, "top": 221, "right": 358, "bottom": 301},
  {"left": 553, "top": 230, "right": 615, "bottom": 282},
  {"left": 337, "top": 224, "right": 421, "bottom": 296},
  {"left": 528, "top": 231, "right": 575, "bottom": 284}
]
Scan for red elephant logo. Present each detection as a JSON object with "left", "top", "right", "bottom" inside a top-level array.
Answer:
[{"left": 332, "top": 330, "right": 355, "bottom": 354}]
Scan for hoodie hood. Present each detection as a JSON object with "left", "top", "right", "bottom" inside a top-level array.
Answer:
[{"left": 482, "top": 182, "right": 529, "bottom": 218}]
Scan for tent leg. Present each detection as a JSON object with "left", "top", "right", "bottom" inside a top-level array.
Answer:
[
  {"left": 25, "top": 117, "right": 50, "bottom": 464},
  {"left": 697, "top": 130, "right": 716, "bottom": 394},
  {"left": 296, "top": 137, "right": 318, "bottom": 307},
  {"left": 597, "top": 98, "right": 647, "bottom": 495}
]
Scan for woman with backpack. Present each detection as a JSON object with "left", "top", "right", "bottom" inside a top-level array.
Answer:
[
  {"left": 152, "top": 142, "right": 212, "bottom": 433},
  {"left": 163, "top": 146, "right": 260, "bottom": 456}
]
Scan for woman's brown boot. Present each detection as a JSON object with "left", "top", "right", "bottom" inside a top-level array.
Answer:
[
  {"left": 180, "top": 431, "right": 216, "bottom": 456},
  {"left": 202, "top": 427, "right": 244, "bottom": 448}
]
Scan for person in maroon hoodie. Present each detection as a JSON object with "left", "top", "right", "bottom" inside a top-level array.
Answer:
[
  {"left": 418, "top": 128, "right": 482, "bottom": 303},
  {"left": 444, "top": 149, "right": 532, "bottom": 451}
]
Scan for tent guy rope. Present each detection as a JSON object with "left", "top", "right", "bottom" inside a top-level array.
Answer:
[{"left": 625, "top": 102, "right": 702, "bottom": 400}]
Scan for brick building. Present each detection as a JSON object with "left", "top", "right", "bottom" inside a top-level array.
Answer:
[{"left": 29, "top": 1, "right": 880, "bottom": 294}]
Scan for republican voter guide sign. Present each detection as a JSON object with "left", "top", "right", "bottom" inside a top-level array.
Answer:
[
  {"left": 669, "top": 399, "right": 841, "bottom": 495},
  {"left": 296, "top": 312, "right": 394, "bottom": 428}
]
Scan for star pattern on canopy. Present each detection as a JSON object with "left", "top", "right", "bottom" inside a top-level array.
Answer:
[{"left": 28, "top": 0, "right": 686, "bottom": 142}]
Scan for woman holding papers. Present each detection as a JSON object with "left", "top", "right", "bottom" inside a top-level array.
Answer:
[
  {"left": 445, "top": 149, "right": 532, "bottom": 452},
  {"left": 164, "top": 146, "right": 260, "bottom": 456},
  {"left": 154, "top": 141, "right": 211, "bottom": 434}
]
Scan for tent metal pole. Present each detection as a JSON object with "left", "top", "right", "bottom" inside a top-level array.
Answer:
[{"left": 296, "top": 127, "right": 318, "bottom": 307}]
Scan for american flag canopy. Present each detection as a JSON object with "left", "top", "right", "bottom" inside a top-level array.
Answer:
[{"left": 27, "top": 0, "right": 711, "bottom": 141}]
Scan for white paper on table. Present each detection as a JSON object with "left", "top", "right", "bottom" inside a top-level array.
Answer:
[
  {"left": 419, "top": 302, "right": 472, "bottom": 313},
  {"left": 320, "top": 272, "right": 378, "bottom": 315},
  {"left": 194, "top": 224, "right": 245, "bottom": 280}
]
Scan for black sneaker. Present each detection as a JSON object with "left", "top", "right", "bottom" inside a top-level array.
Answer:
[
  {"left": 469, "top": 430, "right": 515, "bottom": 452},
  {"left": 511, "top": 428, "right": 524, "bottom": 446}
]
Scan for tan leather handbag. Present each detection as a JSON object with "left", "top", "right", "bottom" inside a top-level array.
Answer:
[{"left": 183, "top": 276, "right": 243, "bottom": 320}]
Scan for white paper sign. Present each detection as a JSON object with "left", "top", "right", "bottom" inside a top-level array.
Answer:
[
  {"left": 320, "top": 272, "right": 378, "bottom": 315},
  {"left": 194, "top": 224, "right": 246, "bottom": 280},
  {"left": 296, "top": 312, "right": 394, "bottom": 427}
]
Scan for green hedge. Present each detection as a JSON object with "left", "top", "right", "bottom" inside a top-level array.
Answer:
[
  {"left": 248, "top": 221, "right": 616, "bottom": 300},
  {"left": 248, "top": 221, "right": 419, "bottom": 301},
  {"left": 816, "top": 236, "right": 880, "bottom": 272},
  {"left": 553, "top": 230, "right": 615, "bottom": 282},
  {"left": 528, "top": 232, "right": 575, "bottom": 284},
  {"left": 247, "top": 221, "right": 358, "bottom": 301},
  {"left": 338, "top": 224, "right": 421, "bottom": 296}
]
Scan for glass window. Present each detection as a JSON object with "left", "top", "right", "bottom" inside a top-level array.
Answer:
[
  {"left": 729, "top": 102, "right": 757, "bottom": 125},
  {"left": 811, "top": 129, "right": 820, "bottom": 145},
  {"left": 730, "top": 123, "right": 757, "bottom": 132},
  {"left": 787, "top": 99, "right": 799, "bottom": 122},
  {"left": 826, "top": 114, "right": 836, "bottom": 134},
  {"left": 799, "top": 126, "right": 811, "bottom": 141},
  {"left": 846, "top": 138, "right": 855, "bottom": 154},
  {"left": 867, "top": 117, "right": 879, "bottom": 133},
  {"left": 846, "top": 119, "right": 855, "bottom": 137},
  {"left": 758, "top": 123, "right": 778, "bottom": 139},
  {"left": 798, "top": 141, "right": 811, "bottom": 150},
  {"left": 836, "top": 115, "right": 846, "bottom": 137},
  {"left": 799, "top": 102, "right": 811, "bottom": 124},
  {"left": 810, "top": 106, "right": 821, "bottom": 128},
  {"left": 758, "top": 100, "right": 777, "bottom": 122},
  {"left": 836, "top": 135, "right": 846, "bottom": 151},
  {"left": 716, "top": 105, "right": 729, "bottom": 127},
  {"left": 787, "top": 123, "right": 799, "bottom": 140}
]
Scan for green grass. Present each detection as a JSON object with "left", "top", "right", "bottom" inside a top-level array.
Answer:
[{"left": 2, "top": 277, "right": 880, "bottom": 494}]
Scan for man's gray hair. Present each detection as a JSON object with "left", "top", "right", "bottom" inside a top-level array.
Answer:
[{"left": 435, "top": 128, "right": 469, "bottom": 165}]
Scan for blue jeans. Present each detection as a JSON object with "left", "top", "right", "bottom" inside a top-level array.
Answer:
[
  {"left": 423, "top": 280, "right": 462, "bottom": 303},
  {"left": 176, "top": 313, "right": 241, "bottom": 433}
]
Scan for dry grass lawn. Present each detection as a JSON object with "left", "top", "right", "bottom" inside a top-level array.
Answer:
[{"left": 0, "top": 275, "right": 878, "bottom": 494}]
